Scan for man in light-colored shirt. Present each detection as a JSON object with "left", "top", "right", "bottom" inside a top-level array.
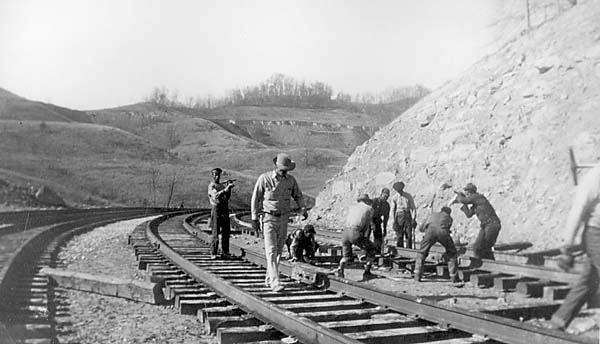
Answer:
[
  {"left": 207, "top": 168, "right": 234, "bottom": 259},
  {"left": 251, "top": 153, "right": 307, "bottom": 292},
  {"left": 332, "top": 194, "right": 378, "bottom": 280},
  {"left": 390, "top": 181, "right": 417, "bottom": 249},
  {"left": 548, "top": 164, "right": 600, "bottom": 331}
]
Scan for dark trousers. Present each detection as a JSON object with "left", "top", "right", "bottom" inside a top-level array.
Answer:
[
  {"left": 414, "top": 228, "right": 458, "bottom": 281},
  {"left": 394, "top": 211, "right": 413, "bottom": 248},
  {"left": 211, "top": 207, "right": 230, "bottom": 256},
  {"left": 372, "top": 222, "right": 383, "bottom": 253},
  {"left": 552, "top": 226, "right": 600, "bottom": 328},
  {"left": 471, "top": 221, "right": 501, "bottom": 265}
]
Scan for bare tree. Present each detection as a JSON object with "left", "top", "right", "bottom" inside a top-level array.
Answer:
[{"left": 165, "top": 174, "right": 177, "bottom": 208}]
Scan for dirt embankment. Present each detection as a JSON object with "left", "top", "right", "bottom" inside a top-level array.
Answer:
[{"left": 308, "top": 0, "right": 600, "bottom": 251}]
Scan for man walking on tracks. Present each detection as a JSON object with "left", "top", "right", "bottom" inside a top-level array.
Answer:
[
  {"left": 371, "top": 188, "right": 391, "bottom": 254},
  {"left": 453, "top": 183, "right": 501, "bottom": 268},
  {"left": 251, "top": 153, "right": 307, "bottom": 292},
  {"left": 548, "top": 164, "right": 600, "bottom": 331},
  {"left": 207, "top": 168, "right": 234, "bottom": 259},
  {"left": 414, "top": 207, "right": 461, "bottom": 284},
  {"left": 390, "top": 181, "right": 417, "bottom": 249},
  {"left": 333, "top": 194, "right": 378, "bottom": 280}
]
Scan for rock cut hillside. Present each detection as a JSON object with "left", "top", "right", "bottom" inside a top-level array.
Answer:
[{"left": 309, "top": 1, "right": 600, "bottom": 250}]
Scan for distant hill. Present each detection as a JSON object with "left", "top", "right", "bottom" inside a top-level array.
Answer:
[
  {"left": 0, "top": 88, "right": 92, "bottom": 123},
  {"left": 0, "top": 85, "right": 421, "bottom": 209}
]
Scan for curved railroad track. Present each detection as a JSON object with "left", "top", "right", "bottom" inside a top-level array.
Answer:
[
  {"left": 131, "top": 212, "right": 592, "bottom": 344},
  {"left": 0, "top": 207, "right": 178, "bottom": 343}
]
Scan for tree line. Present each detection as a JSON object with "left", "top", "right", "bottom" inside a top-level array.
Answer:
[{"left": 145, "top": 73, "right": 429, "bottom": 110}]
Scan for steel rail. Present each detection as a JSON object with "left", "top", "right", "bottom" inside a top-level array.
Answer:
[
  {"left": 146, "top": 215, "right": 364, "bottom": 344},
  {"left": 184, "top": 213, "right": 591, "bottom": 344},
  {"left": 227, "top": 213, "right": 582, "bottom": 283}
]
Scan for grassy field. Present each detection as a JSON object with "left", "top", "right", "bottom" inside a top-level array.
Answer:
[{"left": 0, "top": 90, "right": 411, "bottom": 210}]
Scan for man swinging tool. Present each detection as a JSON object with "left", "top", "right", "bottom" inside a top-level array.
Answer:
[{"left": 546, "top": 149, "right": 600, "bottom": 331}]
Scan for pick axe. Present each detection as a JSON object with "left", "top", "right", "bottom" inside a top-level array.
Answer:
[{"left": 568, "top": 147, "right": 597, "bottom": 185}]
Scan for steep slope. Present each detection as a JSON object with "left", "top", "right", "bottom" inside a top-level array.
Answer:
[
  {"left": 0, "top": 88, "right": 92, "bottom": 123},
  {"left": 309, "top": 2, "right": 600, "bottom": 250}
]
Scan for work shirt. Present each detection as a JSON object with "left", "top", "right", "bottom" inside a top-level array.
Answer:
[
  {"left": 372, "top": 197, "right": 390, "bottom": 227},
  {"left": 564, "top": 165, "right": 600, "bottom": 240},
  {"left": 418, "top": 211, "right": 453, "bottom": 233},
  {"left": 346, "top": 202, "right": 374, "bottom": 232},
  {"left": 208, "top": 182, "right": 231, "bottom": 209},
  {"left": 390, "top": 191, "right": 416, "bottom": 215},
  {"left": 251, "top": 170, "right": 305, "bottom": 220},
  {"left": 456, "top": 192, "right": 500, "bottom": 225}
]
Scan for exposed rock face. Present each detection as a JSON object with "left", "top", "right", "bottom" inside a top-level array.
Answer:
[
  {"left": 35, "top": 185, "right": 67, "bottom": 207},
  {"left": 309, "top": 2, "right": 600, "bottom": 250}
]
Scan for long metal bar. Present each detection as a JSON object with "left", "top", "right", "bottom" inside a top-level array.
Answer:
[
  {"left": 148, "top": 216, "right": 363, "bottom": 344},
  {"left": 184, "top": 214, "right": 591, "bottom": 344}
]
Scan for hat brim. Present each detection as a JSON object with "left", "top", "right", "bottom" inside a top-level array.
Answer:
[{"left": 273, "top": 157, "right": 296, "bottom": 171}]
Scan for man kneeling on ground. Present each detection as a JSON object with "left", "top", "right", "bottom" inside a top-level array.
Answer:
[
  {"left": 286, "top": 224, "right": 320, "bottom": 264},
  {"left": 414, "top": 206, "right": 461, "bottom": 284},
  {"left": 333, "top": 194, "right": 378, "bottom": 280}
]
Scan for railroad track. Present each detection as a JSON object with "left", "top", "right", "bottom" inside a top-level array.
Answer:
[
  {"left": 131, "top": 212, "right": 591, "bottom": 344},
  {"left": 232, "top": 213, "right": 582, "bottom": 302},
  {"left": 0, "top": 207, "right": 176, "bottom": 344}
]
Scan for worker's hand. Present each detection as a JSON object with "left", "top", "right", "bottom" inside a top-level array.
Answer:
[
  {"left": 412, "top": 220, "right": 418, "bottom": 229},
  {"left": 557, "top": 254, "right": 574, "bottom": 271},
  {"left": 289, "top": 257, "right": 298, "bottom": 262},
  {"left": 301, "top": 208, "right": 308, "bottom": 220},
  {"left": 251, "top": 219, "right": 260, "bottom": 233}
]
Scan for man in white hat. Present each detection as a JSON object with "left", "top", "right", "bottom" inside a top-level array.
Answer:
[{"left": 251, "top": 153, "right": 307, "bottom": 292}]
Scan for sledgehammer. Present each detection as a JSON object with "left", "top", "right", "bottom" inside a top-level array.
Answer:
[{"left": 568, "top": 147, "right": 596, "bottom": 185}]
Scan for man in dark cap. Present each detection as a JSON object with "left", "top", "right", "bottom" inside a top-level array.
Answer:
[
  {"left": 453, "top": 182, "right": 501, "bottom": 267},
  {"left": 251, "top": 153, "right": 307, "bottom": 292},
  {"left": 371, "top": 188, "right": 391, "bottom": 254},
  {"left": 414, "top": 206, "right": 461, "bottom": 284},
  {"left": 332, "top": 193, "right": 378, "bottom": 279},
  {"left": 286, "top": 224, "right": 319, "bottom": 264},
  {"left": 207, "top": 167, "right": 234, "bottom": 259},
  {"left": 390, "top": 181, "right": 417, "bottom": 249}
]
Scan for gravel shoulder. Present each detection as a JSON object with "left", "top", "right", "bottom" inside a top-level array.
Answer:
[{"left": 55, "top": 217, "right": 216, "bottom": 344}]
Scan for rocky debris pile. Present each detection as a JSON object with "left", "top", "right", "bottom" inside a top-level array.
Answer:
[
  {"left": 0, "top": 179, "right": 67, "bottom": 209},
  {"left": 308, "top": 1, "right": 600, "bottom": 250}
]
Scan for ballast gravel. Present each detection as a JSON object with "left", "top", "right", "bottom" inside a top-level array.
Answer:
[{"left": 54, "top": 217, "right": 216, "bottom": 344}]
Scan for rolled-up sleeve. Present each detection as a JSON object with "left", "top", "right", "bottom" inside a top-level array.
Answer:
[{"left": 251, "top": 175, "right": 265, "bottom": 220}]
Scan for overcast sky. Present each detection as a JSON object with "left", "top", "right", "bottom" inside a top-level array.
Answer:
[{"left": 0, "top": 0, "right": 499, "bottom": 110}]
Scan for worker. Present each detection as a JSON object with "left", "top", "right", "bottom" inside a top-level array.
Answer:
[
  {"left": 414, "top": 206, "right": 461, "bottom": 284},
  {"left": 453, "top": 183, "right": 501, "bottom": 268},
  {"left": 251, "top": 153, "right": 307, "bottom": 292}
]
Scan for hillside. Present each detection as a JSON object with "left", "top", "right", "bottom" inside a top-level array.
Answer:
[
  {"left": 307, "top": 1, "right": 600, "bottom": 251},
  {"left": 0, "top": 119, "right": 254, "bottom": 209},
  {"left": 0, "top": 88, "right": 92, "bottom": 123},
  {"left": 87, "top": 103, "right": 383, "bottom": 196}
]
